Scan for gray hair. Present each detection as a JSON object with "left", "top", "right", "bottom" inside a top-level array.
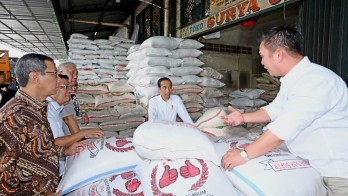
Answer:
[
  {"left": 15, "top": 53, "right": 54, "bottom": 87},
  {"left": 58, "top": 62, "right": 77, "bottom": 72}
]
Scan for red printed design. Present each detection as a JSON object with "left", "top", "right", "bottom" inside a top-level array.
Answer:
[
  {"left": 126, "top": 179, "right": 141, "bottom": 192},
  {"left": 121, "top": 171, "right": 135, "bottom": 180},
  {"left": 150, "top": 159, "right": 209, "bottom": 195},
  {"left": 106, "top": 138, "right": 134, "bottom": 152},
  {"left": 180, "top": 160, "right": 200, "bottom": 178},
  {"left": 159, "top": 165, "right": 178, "bottom": 188},
  {"left": 86, "top": 141, "right": 100, "bottom": 158}
]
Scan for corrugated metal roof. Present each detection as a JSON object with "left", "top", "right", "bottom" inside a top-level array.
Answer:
[{"left": 0, "top": 0, "right": 67, "bottom": 60}]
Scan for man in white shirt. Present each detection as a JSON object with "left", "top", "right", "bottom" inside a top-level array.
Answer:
[
  {"left": 222, "top": 26, "right": 348, "bottom": 195},
  {"left": 148, "top": 77, "right": 193, "bottom": 124},
  {"left": 47, "top": 74, "right": 104, "bottom": 176}
]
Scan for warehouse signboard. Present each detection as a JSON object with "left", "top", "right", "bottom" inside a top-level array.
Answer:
[{"left": 181, "top": 0, "right": 287, "bottom": 38}]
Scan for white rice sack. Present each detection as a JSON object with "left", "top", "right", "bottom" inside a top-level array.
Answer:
[
  {"left": 97, "top": 78, "right": 119, "bottom": 84},
  {"left": 133, "top": 120, "right": 220, "bottom": 165},
  {"left": 118, "top": 43, "right": 134, "bottom": 49},
  {"left": 181, "top": 57, "right": 204, "bottom": 67},
  {"left": 75, "top": 93, "right": 95, "bottom": 105},
  {"left": 127, "top": 75, "right": 159, "bottom": 87},
  {"left": 95, "top": 93, "right": 136, "bottom": 108},
  {"left": 200, "top": 87, "right": 224, "bottom": 98},
  {"left": 139, "top": 36, "right": 183, "bottom": 50},
  {"left": 211, "top": 137, "right": 327, "bottom": 196},
  {"left": 77, "top": 84, "right": 109, "bottom": 95},
  {"left": 85, "top": 45, "right": 99, "bottom": 50},
  {"left": 69, "top": 54, "right": 85, "bottom": 60},
  {"left": 125, "top": 60, "right": 141, "bottom": 69},
  {"left": 99, "top": 117, "right": 146, "bottom": 132},
  {"left": 114, "top": 46, "right": 128, "bottom": 52},
  {"left": 57, "top": 136, "right": 143, "bottom": 195},
  {"left": 79, "top": 123, "right": 99, "bottom": 130},
  {"left": 229, "top": 88, "right": 266, "bottom": 99},
  {"left": 84, "top": 54, "right": 100, "bottom": 60},
  {"left": 87, "top": 110, "right": 121, "bottom": 123},
  {"left": 69, "top": 43, "right": 85, "bottom": 49},
  {"left": 135, "top": 159, "right": 239, "bottom": 196},
  {"left": 170, "top": 67, "right": 203, "bottom": 77},
  {"left": 114, "top": 104, "right": 147, "bottom": 119},
  {"left": 96, "top": 69, "right": 114, "bottom": 77},
  {"left": 136, "top": 66, "right": 173, "bottom": 77},
  {"left": 189, "top": 112, "right": 202, "bottom": 122},
  {"left": 180, "top": 93, "right": 203, "bottom": 104},
  {"left": 133, "top": 86, "right": 158, "bottom": 99},
  {"left": 70, "top": 33, "right": 88, "bottom": 39},
  {"left": 199, "top": 77, "right": 225, "bottom": 88},
  {"left": 78, "top": 70, "right": 97, "bottom": 76},
  {"left": 126, "top": 47, "right": 172, "bottom": 60},
  {"left": 109, "top": 36, "right": 135, "bottom": 43},
  {"left": 184, "top": 103, "right": 204, "bottom": 112},
  {"left": 140, "top": 57, "right": 183, "bottom": 68},
  {"left": 167, "top": 76, "right": 185, "bottom": 85},
  {"left": 229, "top": 98, "right": 267, "bottom": 107},
  {"left": 106, "top": 81, "right": 133, "bottom": 93},
  {"left": 98, "top": 44, "right": 114, "bottom": 50},
  {"left": 128, "top": 44, "right": 141, "bottom": 54},
  {"left": 182, "top": 75, "right": 202, "bottom": 84},
  {"left": 168, "top": 49, "right": 203, "bottom": 58},
  {"left": 78, "top": 75, "right": 100, "bottom": 81},
  {"left": 172, "top": 84, "right": 203, "bottom": 94},
  {"left": 195, "top": 107, "right": 226, "bottom": 129},
  {"left": 202, "top": 97, "right": 223, "bottom": 108},
  {"left": 199, "top": 67, "right": 223, "bottom": 79},
  {"left": 67, "top": 171, "right": 143, "bottom": 196},
  {"left": 178, "top": 39, "right": 204, "bottom": 49}
]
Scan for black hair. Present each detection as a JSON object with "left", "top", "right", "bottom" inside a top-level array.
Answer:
[
  {"left": 157, "top": 77, "right": 172, "bottom": 88},
  {"left": 258, "top": 26, "right": 303, "bottom": 56},
  {"left": 15, "top": 53, "right": 54, "bottom": 87}
]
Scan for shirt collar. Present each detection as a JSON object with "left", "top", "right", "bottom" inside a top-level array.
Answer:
[
  {"left": 16, "top": 90, "right": 48, "bottom": 111},
  {"left": 280, "top": 56, "right": 310, "bottom": 84},
  {"left": 46, "top": 96, "right": 64, "bottom": 113},
  {"left": 157, "top": 94, "right": 171, "bottom": 103}
]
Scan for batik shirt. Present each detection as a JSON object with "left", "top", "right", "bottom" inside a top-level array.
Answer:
[{"left": 0, "top": 90, "right": 65, "bottom": 195}]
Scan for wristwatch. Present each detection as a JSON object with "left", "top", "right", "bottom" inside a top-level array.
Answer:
[{"left": 240, "top": 149, "right": 250, "bottom": 161}]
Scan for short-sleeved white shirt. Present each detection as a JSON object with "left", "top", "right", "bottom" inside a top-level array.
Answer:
[
  {"left": 263, "top": 57, "right": 348, "bottom": 178},
  {"left": 148, "top": 94, "right": 194, "bottom": 124},
  {"left": 47, "top": 96, "right": 66, "bottom": 176}
]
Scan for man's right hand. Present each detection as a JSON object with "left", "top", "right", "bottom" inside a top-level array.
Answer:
[{"left": 223, "top": 106, "right": 244, "bottom": 126}]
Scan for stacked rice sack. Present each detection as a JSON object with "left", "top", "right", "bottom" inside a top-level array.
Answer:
[
  {"left": 58, "top": 136, "right": 144, "bottom": 195},
  {"left": 256, "top": 72, "right": 281, "bottom": 102},
  {"left": 132, "top": 120, "right": 240, "bottom": 195},
  {"left": 128, "top": 36, "right": 226, "bottom": 122},
  {"left": 68, "top": 34, "right": 146, "bottom": 136}
]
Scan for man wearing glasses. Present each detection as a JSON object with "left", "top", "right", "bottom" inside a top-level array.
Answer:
[
  {"left": 148, "top": 77, "right": 193, "bottom": 124},
  {"left": 47, "top": 74, "right": 104, "bottom": 177},
  {"left": 58, "top": 62, "right": 102, "bottom": 136},
  {"left": 0, "top": 53, "right": 84, "bottom": 195}
]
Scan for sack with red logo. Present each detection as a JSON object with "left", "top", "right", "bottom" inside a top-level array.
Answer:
[
  {"left": 67, "top": 171, "right": 143, "bottom": 196},
  {"left": 57, "top": 136, "right": 143, "bottom": 195},
  {"left": 133, "top": 120, "right": 220, "bottom": 166},
  {"left": 211, "top": 136, "right": 327, "bottom": 196},
  {"left": 135, "top": 159, "right": 239, "bottom": 196}
]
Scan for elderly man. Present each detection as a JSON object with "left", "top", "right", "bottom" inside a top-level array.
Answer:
[
  {"left": 58, "top": 62, "right": 102, "bottom": 135},
  {"left": 222, "top": 26, "right": 348, "bottom": 195},
  {"left": 148, "top": 77, "right": 193, "bottom": 124},
  {"left": 0, "top": 53, "right": 84, "bottom": 195},
  {"left": 47, "top": 74, "right": 104, "bottom": 177}
]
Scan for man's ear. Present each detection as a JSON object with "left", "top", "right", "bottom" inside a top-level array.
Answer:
[
  {"left": 273, "top": 48, "right": 284, "bottom": 63},
  {"left": 29, "top": 72, "right": 39, "bottom": 84}
]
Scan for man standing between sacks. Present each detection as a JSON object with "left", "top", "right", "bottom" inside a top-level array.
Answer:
[
  {"left": 148, "top": 77, "right": 194, "bottom": 124},
  {"left": 222, "top": 26, "right": 348, "bottom": 195},
  {"left": 0, "top": 53, "right": 84, "bottom": 195}
]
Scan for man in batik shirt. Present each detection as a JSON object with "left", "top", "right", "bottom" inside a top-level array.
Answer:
[{"left": 0, "top": 53, "right": 84, "bottom": 195}]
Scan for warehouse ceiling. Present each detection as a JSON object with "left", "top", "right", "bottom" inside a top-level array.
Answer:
[{"left": 0, "top": 0, "right": 142, "bottom": 60}]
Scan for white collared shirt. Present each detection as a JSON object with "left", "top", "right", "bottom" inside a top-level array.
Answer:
[
  {"left": 47, "top": 96, "right": 66, "bottom": 176},
  {"left": 148, "top": 94, "right": 194, "bottom": 124},
  {"left": 263, "top": 56, "right": 348, "bottom": 178}
]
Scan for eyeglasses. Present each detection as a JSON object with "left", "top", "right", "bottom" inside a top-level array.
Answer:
[
  {"left": 58, "top": 85, "right": 73, "bottom": 90},
  {"left": 45, "top": 71, "right": 58, "bottom": 77}
]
